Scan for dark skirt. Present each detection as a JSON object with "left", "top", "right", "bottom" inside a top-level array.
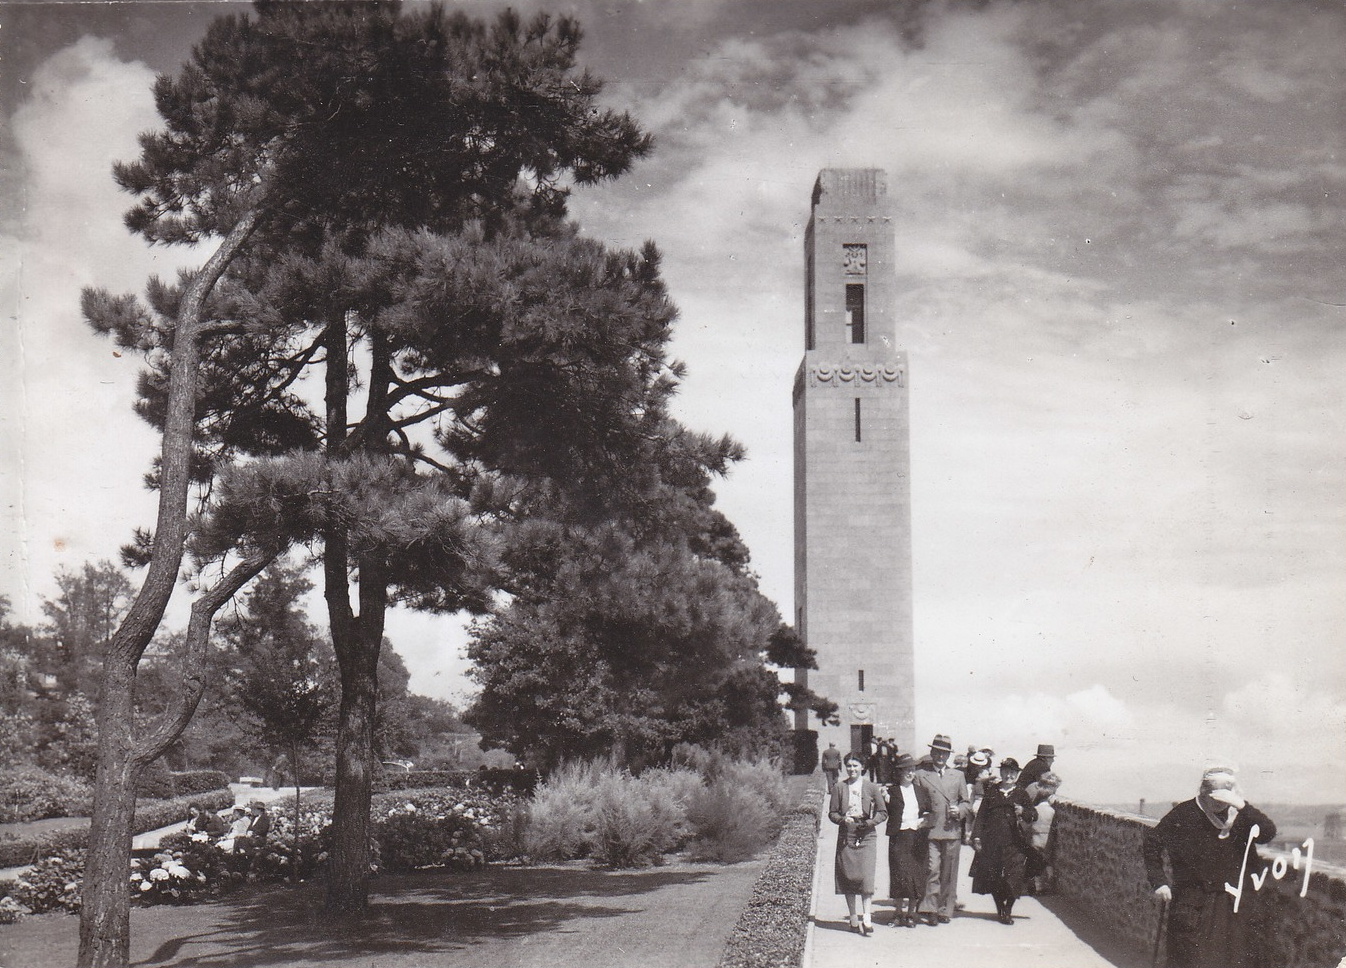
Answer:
[
  {"left": 834, "top": 828, "right": 879, "bottom": 895},
  {"left": 887, "top": 828, "right": 928, "bottom": 900},
  {"left": 1167, "top": 890, "right": 1252, "bottom": 968},
  {"left": 970, "top": 841, "right": 1028, "bottom": 898}
]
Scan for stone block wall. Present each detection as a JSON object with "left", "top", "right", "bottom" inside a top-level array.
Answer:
[
  {"left": 1051, "top": 800, "right": 1162, "bottom": 955},
  {"left": 1051, "top": 799, "right": 1346, "bottom": 968}
]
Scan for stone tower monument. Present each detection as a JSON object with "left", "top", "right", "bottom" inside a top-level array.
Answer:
[{"left": 793, "top": 169, "right": 915, "bottom": 757}]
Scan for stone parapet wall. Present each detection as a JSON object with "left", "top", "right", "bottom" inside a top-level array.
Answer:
[
  {"left": 1051, "top": 799, "right": 1346, "bottom": 968},
  {"left": 1050, "top": 800, "right": 1162, "bottom": 955}
]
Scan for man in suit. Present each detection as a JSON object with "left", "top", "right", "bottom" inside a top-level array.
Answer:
[
  {"left": 913, "top": 733, "right": 972, "bottom": 925},
  {"left": 820, "top": 742, "right": 843, "bottom": 794},
  {"left": 1018, "top": 743, "right": 1056, "bottom": 790}
]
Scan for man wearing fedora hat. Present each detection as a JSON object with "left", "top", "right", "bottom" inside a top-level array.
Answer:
[
  {"left": 913, "top": 733, "right": 972, "bottom": 925},
  {"left": 1018, "top": 744, "right": 1056, "bottom": 791}
]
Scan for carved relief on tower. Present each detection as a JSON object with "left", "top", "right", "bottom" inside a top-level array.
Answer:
[
  {"left": 807, "top": 362, "right": 905, "bottom": 387},
  {"left": 849, "top": 702, "right": 876, "bottom": 724},
  {"left": 842, "top": 243, "right": 867, "bottom": 275}
]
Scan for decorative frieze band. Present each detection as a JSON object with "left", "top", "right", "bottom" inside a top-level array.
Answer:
[{"left": 808, "top": 362, "right": 905, "bottom": 387}]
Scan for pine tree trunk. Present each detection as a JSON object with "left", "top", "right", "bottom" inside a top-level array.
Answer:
[
  {"left": 77, "top": 655, "right": 140, "bottom": 968},
  {"left": 325, "top": 594, "right": 383, "bottom": 913}
]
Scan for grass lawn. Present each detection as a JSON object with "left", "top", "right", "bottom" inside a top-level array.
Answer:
[{"left": 1, "top": 855, "right": 768, "bottom": 968}]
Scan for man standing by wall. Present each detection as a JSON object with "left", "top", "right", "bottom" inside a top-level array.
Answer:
[
  {"left": 1018, "top": 743, "right": 1056, "bottom": 790},
  {"left": 1142, "top": 766, "right": 1277, "bottom": 968},
  {"left": 914, "top": 733, "right": 972, "bottom": 925}
]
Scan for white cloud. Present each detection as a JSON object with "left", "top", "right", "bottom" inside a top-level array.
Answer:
[{"left": 2, "top": 37, "right": 200, "bottom": 621}]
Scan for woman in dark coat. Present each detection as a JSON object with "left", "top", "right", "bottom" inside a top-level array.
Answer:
[
  {"left": 970, "top": 757, "right": 1037, "bottom": 924},
  {"left": 882, "top": 752, "right": 932, "bottom": 926},
  {"left": 829, "top": 752, "right": 888, "bottom": 935}
]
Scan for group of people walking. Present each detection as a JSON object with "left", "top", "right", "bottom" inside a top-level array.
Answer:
[
  {"left": 824, "top": 739, "right": 1280, "bottom": 968},
  {"left": 824, "top": 734, "right": 1060, "bottom": 935}
]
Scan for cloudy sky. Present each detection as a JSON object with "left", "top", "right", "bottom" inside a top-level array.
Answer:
[{"left": 2, "top": 0, "right": 1343, "bottom": 806}]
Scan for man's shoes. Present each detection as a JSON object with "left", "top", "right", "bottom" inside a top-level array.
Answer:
[
  {"left": 937, "top": 914, "right": 951, "bottom": 923},
  {"left": 923, "top": 913, "right": 939, "bottom": 926}
]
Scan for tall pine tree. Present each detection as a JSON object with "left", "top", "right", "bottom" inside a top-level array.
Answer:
[{"left": 80, "top": 4, "right": 648, "bottom": 963}]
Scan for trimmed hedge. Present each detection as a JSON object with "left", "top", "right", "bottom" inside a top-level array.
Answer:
[
  {"left": 0, "top": 789, "right": 233, "bottom": 868},
  {"left": 135, "top": 765, "right": 230, "bottom": 800},
  {"left": 718, "top": 782, "right": 823, "bottom": 968},
  {"left": 170, "top": 770, "right": 232, "bottom": 797},
  {"left": 374, "top": 768, "right": 538, "bottom": 796},
  {"left": 785, "top": 730, "right": 818, "bottom": 776}
]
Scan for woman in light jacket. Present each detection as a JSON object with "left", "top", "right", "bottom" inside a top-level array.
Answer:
[{"left": 829, "top": 752, "right": 888, "bottom": 935}]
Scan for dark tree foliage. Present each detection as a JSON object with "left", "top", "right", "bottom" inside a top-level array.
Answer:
[{"left": 466, "top": 432, "right": 837, "bottom": 771}]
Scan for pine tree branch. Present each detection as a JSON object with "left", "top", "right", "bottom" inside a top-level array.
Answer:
[{"left": 132, "top": 546, "right": 279, "bottom": 766}]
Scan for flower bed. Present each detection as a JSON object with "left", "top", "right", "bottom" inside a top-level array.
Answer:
[
  {"left": 0, "top": 789, "right": 234, "bottom": 868},
  {"left": 374, "top": 768, "right": 538, "bottom": 796},
  {"left": 0, "top": 783, "right": 526, "bottom": 919}
]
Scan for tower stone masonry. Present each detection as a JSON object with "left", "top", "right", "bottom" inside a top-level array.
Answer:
[{"left": 793, "top": 168, "right": 915, "bottom": 757}]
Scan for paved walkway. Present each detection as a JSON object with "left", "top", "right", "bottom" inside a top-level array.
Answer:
[{"left": 805, "top": 792, "right": 1148, "bottom": 968}]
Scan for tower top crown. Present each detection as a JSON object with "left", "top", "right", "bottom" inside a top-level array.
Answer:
[{"left": 812, "top": 169, "right": 888, "bottom": 209}]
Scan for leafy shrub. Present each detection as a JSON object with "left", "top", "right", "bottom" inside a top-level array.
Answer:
[
  {"left": 135, "top": 761, "right": 177, "bottom": 799},
  {"left": 688, "top": 780, "right": 780, "bottom": 863},
  {"left": 10, "top": 848, "right": 84, "bottom": 914},
  {"left": 130, "top": 845, "right": 211, "bottom": 905},
  {"left": 522, "top": 756, "right": 789, "bottom": 867},
  {"left": 589, "top": 770, "right": 687, "bottom": 868},
  {"left": 374, "top": 798, "right": 492, "bottom": 872},
  {"left": 0, "top": 765, "right": 92, "bottom": 823},
  {"left": 718, "top": 759, "right": 790, "bottom": 816},
  {"left": 522, "top": 760, "right": 604, "bottom": 861},
  {"left": 0, "top": 893, "right": 28, "bottom": 924}
]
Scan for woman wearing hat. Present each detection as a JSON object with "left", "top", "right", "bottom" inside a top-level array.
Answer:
[
  {"left": 883, "top": 752, "right": 932, "bottom": 926},
  {"left": 970, "top": 757, "right": 1038, "bottom": 924},
  {"left": 829, "top": 752, "right": 888, "bottom": 935}
]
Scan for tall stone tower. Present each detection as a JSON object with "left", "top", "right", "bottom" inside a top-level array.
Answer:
[{"left": 793, "top": 169, "right": 914, "bottom": 757}]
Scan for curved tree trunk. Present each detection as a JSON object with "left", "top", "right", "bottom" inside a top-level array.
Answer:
[{"left": 77, "top": 209, "right": 264, "bottom": 968}]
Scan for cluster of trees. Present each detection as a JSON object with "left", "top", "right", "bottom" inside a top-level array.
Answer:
[
  {"left": 0, "top": 560, "right": 471, "bottom": 787},
  {"left": 59, "top": 4, "right": 834, "bottom": 967}
]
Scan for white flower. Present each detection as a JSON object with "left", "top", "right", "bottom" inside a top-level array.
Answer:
[
  {"left": 149, "top": 868, "right": 170, "bottom": 881},
  {"left": 167, "top": 864, "right": 191, "bottom": 879},
  {"left": 139, "top": 881, "right": 153, "bottom": 892}
]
